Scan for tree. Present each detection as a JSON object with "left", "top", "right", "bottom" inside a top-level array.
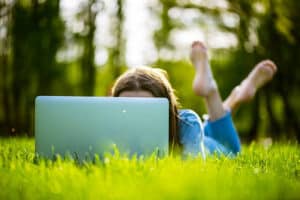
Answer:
[
  {"left": 152, "top": 0, "right": 300, "bottom": 141},
  {"left": 0, "top": 0, "right": 64, "bottom": 136},
  {"left": 76, "top": 0, "right": 99, "bottom": 96},
  {"left": 0, "top": 0, "right": 14, "bottom": 136},
  {"left": 107, "top": 0, "right": 125, "bottom": 79}
]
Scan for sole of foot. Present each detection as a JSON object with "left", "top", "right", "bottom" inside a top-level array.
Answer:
[
  {"left": 190, "top": 41, "right": 217, "bottom": 97},
  {"left": 237, "top": 59, "right": 277, "bottom": 102}
]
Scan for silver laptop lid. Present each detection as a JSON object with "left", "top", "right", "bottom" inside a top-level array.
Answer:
[{"left": 35, "top": 96, "right": 169, "bottom": 159}]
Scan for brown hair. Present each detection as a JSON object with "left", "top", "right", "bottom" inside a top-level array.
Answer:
[{"left": 111, "top": 66, "right": 181, "bottom": 152}]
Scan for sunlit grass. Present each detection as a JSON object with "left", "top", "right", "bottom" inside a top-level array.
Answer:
[{"left": 0, "top": 138, "right": 299, "bottom": 199}]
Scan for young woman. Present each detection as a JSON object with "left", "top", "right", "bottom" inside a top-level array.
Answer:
[{"left": 111, "top": 41, "right": 277, "bottom": 158}]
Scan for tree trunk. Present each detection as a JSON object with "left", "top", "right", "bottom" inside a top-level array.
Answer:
[
  {"left": 264, "top": 87, "right": 281, "bottom": 139},
  {"left": 0, "top": 53, "right": 11, "bottom": 136},
  {"left": 247, "top": 94, "right": 260, "bottom": 141},
  {"left": 81, "top": 0, "right": 96, "bottom": 96},
  {"left": 280, "top": 88, "right": 299, "bottom": 141},
  {"left": 112, "top": 0, "right": 124, "bottom": 78}
]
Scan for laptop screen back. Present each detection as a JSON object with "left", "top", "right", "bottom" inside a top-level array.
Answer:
[{"left": 35, "top": 96, "right": 169, "bottom": 159}]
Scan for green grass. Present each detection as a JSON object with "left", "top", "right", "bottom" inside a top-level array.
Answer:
[{"left": 0, "top": 138, "right": 299, "bottom": 200}]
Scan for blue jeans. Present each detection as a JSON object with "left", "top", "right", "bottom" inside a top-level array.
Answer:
[{"left": 203, "top": 111, "right": 241, "bottom": 156}]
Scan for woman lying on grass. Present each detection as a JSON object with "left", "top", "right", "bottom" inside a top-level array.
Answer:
[{"left": 111, "top": 41, "right": 277, "bottom": 158}]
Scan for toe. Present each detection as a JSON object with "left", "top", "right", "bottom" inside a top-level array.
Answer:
[
  {"left": 262, "top": 60, "right": 277, "bottom": 73},
  {"left": 192, "top": 41, "right": 207, "bottom": 50}
]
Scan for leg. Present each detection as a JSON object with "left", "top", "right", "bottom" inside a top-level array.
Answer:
[
  {"left": 203, "top": 111, "right": 241, "bottom": 155},
  {"left": 190, "top": 41, "right": 241, "bottom": 155},
  {"left": 190, "top": 41, "right": 225, "bottom": 121},
  {"left": 223, "top": 60, "right": 277, "bottom": 113}
]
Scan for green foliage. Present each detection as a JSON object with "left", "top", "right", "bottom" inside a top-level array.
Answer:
[
  {"left": 224, "top": 0, "right": 300, "bottom": 139},
  {"left": 0, "top": 0, "right": 65, "bottom": 136},
  {"left": 1, "top": 0, "right": 299, "bottom": 141},
  {"left": 153, "top": 0, "right": 300, "bottom": 140},
  {"left": 94, "top": 64, "right": 127, "bottom": 96},
  {"left": 0, "top": 138, "right": 299, "bottom": 199},
  {"left": 156, "top": 60, "right": 206, "bottom": 114}
]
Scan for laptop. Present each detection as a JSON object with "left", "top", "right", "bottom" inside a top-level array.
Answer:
[{"left": 35, "top": 96, "right": 169, "bottom": 160}]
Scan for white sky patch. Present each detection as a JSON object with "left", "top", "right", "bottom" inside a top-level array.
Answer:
[
  {"left": 207, "top": 31, "right": 237, "bottom": 49},
  {"left": 95, "top": 0, "right": 117, "bottom": 48},
  {"left": 189, "top": 0, "right": 228, "bottom": 9},
  {"left": 94, "top": 0, "right": 118, "bottom": 66},
  {"left": 124, "top": 0, "right": 160, "bottom": 67},
  {"left": 95, "top": 48, "right": 108, "bottom": 66},
  {"left": 168, "top": 7, "right": 201, "bottom": 26},
  {"left": 60, "top": 0, "right": 84, "bottom": 33},
  {"left": 169, "top": 28, "right": 205, "bottom": 59},
  {"left": 60, "top": 0, "right": 237, "bottom": 66},
  {"left": 221, "top": 12, "right": 240, "bottom": 28}
]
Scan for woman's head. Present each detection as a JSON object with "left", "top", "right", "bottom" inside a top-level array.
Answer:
[{"left": 111, "top": 66, "right": 180, "bottom": 151}]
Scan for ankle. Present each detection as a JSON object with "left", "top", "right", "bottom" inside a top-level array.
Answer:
[
  {"left": 203, "top": 84, "right": 218, "bottom": 98},
  {"left": 204, "top": 89, "right": 226, "bottom": 121}
]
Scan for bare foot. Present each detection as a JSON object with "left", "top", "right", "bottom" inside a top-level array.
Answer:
[
  {"left": 190, "top": 41, "right": 217, "bottom": 97},
  {"left": 224, "top": 60, "right": 277, "bottom": 111},
  {"left": 237, "top": 60, "right": 277, "bottom": 102}
]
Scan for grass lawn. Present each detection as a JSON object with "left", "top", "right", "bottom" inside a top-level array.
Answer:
[{"left": 0, "top": 138, "right": 299, "bottom": 200}]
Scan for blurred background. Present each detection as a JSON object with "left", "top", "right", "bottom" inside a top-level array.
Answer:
[{"left": 0, "top": 0, "right": 299, "bottom": 142}]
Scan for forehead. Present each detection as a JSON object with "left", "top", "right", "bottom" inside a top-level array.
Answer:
[{"left": 118, "top": 90, "right": 154, "bottom": 98}]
